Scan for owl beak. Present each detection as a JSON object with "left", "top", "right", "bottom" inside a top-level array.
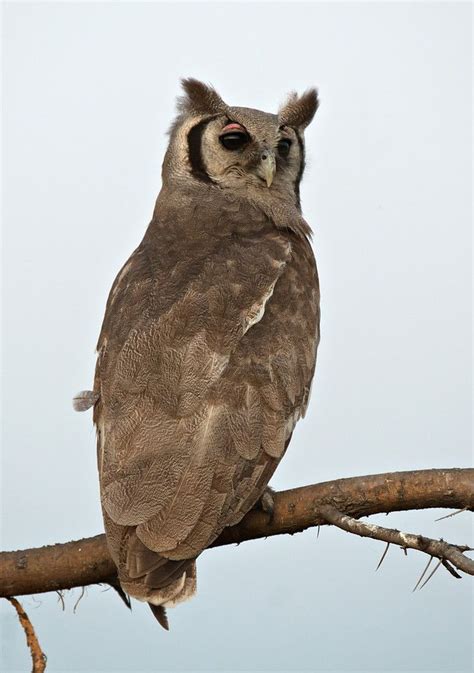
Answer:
[{"left": 258, "top": 151, "right": 276, "bottom": 188}]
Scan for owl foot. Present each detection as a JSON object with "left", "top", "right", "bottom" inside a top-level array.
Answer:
[{"left": 257, "top": 486, "right": 275, "bottom": 521}]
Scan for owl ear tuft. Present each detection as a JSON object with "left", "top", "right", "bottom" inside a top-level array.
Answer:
[
  {"left": 278, "top": 88, "right": 319, "bottom": 130},
  {"left": 178, "top": 78, "right": 228, "bottom": 116}
]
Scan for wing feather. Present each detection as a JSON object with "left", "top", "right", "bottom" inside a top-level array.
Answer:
[{"left": 95, "top": 205, "right": 319, "bottom": 578}]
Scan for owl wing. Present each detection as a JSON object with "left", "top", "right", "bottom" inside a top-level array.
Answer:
[{"left": 94, "top": 224, "right": 314, "bottom": 564}]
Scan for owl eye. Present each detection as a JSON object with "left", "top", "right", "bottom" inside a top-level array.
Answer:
[
  {"left": 219, "top": 131, "right": 249, "bottom": 151},
  {"left": 277, "top": 138, "right": 292, "bottom": 158}
]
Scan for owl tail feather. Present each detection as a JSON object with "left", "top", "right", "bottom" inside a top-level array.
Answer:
[
  {"left": 106, "top": 577, "right": 131, "bottom": 610},
  {"left": 148, "top": 603, "right": 169, "bottom": 630},
  {"left": 110, "top": 528, "right": 197, "bottom": 628},
  {"left": 119, "top": 558, "right": 197, "bottom": 630}
]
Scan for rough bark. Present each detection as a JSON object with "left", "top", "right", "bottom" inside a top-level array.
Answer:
[{"left": 1, "top": 468, "right": 472, "bottom": 598}]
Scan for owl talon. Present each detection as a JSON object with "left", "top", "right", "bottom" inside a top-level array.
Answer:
[{"left": 258, "top": 487, "right": 275, "bottom": 521}]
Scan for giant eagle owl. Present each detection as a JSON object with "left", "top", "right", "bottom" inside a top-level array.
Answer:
[{"left": 75, "top": 79, "right": 320, "bottom": 629}]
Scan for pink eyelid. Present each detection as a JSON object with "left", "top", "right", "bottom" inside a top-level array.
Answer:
[{"left": 221, "top": 123, "right": 246, "bottom": 133}]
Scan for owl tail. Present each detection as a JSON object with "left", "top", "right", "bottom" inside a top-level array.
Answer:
[
  {"left": 117, "top": 529, "right": 197, "bottom": 630},
  {"left": 120, "top": 560, "right": 197, "bottom": 631},
  {"left": 146, "top": 561, "right": 197, "bottom": 630}
]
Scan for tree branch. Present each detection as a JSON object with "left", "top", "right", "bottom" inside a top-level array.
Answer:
[
  {"left": 1, "top": 468, "right": 472, "bottom": 598},
  {"left": 6, "top": 597, "right": 47, "bottom": 672},
  {"left": 319, "top": 505, "right": 474, "bottom": 576}
]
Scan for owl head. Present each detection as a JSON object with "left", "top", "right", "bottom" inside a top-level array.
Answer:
[{"left": 162, "top": 79, "right": 319, "bottom": 209}]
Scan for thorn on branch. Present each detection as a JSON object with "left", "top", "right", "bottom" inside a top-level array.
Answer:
[
  {"left": 5, "top": 597, "right": 47, "bottom": 672},
  {"left": 376, "top": 542, "right": 390, "bottom": 570},
  {"left": 418, "top": 558, "right": 443, "bottom": 590},
  {"left": 435, "top": 507, "right": 469, "bottom": 522},
  {"left": 413, "top": 556, "right": 433, "bottom": 592},
  {"left": 319, "top": 505, "right": 474, "bottom": 579}
]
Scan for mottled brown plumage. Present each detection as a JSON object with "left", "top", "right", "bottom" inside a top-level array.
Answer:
[{"left": 82, "top": 79, "right": 320, "bottom": 627}]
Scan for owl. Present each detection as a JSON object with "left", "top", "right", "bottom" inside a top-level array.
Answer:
[{"left": 75, "top": 79, "right": 320, "bottom": 629}]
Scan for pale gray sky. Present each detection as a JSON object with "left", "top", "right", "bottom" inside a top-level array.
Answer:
[{"left": 1, "top": 2, "right": 472, "bottom": 672}]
